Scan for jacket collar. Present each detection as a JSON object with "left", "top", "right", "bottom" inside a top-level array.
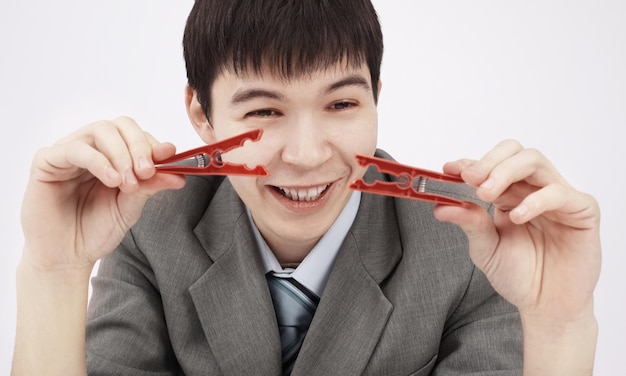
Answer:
[
  {"left": 294, "top": 185, "right": 402, "bottom": 374},
  {"left": 190, "top": 179, "right": 282, "bottom": 374},
  {"left": 189, "top": 171, "right": 403, "bottom": 374}
]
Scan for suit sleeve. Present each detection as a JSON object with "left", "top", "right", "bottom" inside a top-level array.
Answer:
[
  {"left": 86, "top": 230, "right": 180, "bottom": 376},
  {"left": 433, "top": 265, "right": 523, "bottom": 375}
]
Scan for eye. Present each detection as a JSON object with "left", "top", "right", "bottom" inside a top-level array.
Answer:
[
  {"left": 329, "top": 101, "right": 357, "bottom": 111},
  {"left": 246, "top": 109, "right": 279, "bottom": 118}
]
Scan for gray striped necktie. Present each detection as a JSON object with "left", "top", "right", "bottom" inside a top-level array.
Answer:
[{"left": 266, "top": 273, "right": 320, "bottom": 375}]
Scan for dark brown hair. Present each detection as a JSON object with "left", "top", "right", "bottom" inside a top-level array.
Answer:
[{"left": 183, "top": 0, "right": 384, "bottom": 118}]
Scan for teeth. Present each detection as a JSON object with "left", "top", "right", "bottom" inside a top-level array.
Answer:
[{"left": 279, "top": 184, "right": 329, "bottom": 201}]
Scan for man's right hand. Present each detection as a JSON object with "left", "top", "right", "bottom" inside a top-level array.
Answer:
[
  {"left": 20, "top": 116, "right": 185, "bottom": 272},
  {"left": 13, "top": 116, "right": 187, "bottom": 375}
]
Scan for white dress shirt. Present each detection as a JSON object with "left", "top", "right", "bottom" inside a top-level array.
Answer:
[{"left": 248, "top": 191, "right": 361, "bottom": 298}]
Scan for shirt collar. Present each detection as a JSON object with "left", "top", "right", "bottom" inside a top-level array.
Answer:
[{"left": 249, "top": 191, "right": 361, "bottom": 297}]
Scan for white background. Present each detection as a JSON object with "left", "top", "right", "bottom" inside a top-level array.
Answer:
[{"left": 1, "top": 0, "right": 624, "bottom": 374}]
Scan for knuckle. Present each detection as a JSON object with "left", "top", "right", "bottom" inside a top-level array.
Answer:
[
  {"left": 127, "top": 134, "right": 152, "bottom": 153},
  {"left": 89, "top": 120, "right": 118, "bottom": 139},
  {"left": 498, "top": 138, "right": 523, "bottom": 151},
  {"left": 31, "top": 147, "right": 55, "bottom": 172},
  {"left": 523, "top": 147, "right": 544, "bottom": 161},
  {"left": 112, "top": 115, "right": 137, "bottom": 125},
  {"left": 90, "top": 119, "right": 115, "bottom": 131}
]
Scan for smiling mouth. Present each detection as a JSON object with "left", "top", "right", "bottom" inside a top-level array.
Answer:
[{"left": 273, "top": 184, "right": 331, "bottom": 202}]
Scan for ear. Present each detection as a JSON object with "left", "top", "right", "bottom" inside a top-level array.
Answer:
[
  {"left": 377, "top": 79, "right": 382, "bottom": 99},
  {"left": 185, "top": 85, "right": 216, "bottom": 144}
]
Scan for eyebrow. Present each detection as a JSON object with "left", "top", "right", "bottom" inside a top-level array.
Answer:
[
  {"left": 230, "top": 88, "right": 286, "bottom": 108},
  {"left": 323, "top": 74, "right": 372, "bottom": 95},
  {"left": 229, "top": 74, "right": 372, "bottom": 108}
]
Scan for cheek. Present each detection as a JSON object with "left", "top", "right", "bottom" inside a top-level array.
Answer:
[
  {"left": 347, "top": 129, "right": 377, "bottom": 177},
  {"left": 223, "top": 123, "right": 299, "bottom": 171},
  {"left": 361, "top": 123, "right": 378, "bottom": 154},
  {"left": 213, "top": 123, "right": 273, "bottom": 168},
  {"left": 216, "top": 147, "right": 255, "bottom": 176},
  {"left": 226, "top": 176, "right": 262, "bottom": 209},
  {"left": 219, "top": 110, "right": 378, "bottom": 166},
  {"left": 333, "top": 112, "right": 378, "bottom": 156}
]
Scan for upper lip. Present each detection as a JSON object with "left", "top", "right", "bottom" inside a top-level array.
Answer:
[{"left": 272, "top": 182, "right": 331, "bottom": 189}]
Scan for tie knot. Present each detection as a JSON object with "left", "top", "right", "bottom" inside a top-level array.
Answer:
[
  {"left": 266, "top": 274, "right": 320, "bottom": 374},
  {"left": 266, "top": 274, "right": 319, "bottom": 327}
]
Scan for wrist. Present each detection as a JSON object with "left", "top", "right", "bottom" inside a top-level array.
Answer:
[
  {"left": 519, "top": 299, "right": 597, "bottom": 337},
  {"left": 520, "top": 303, "right": 597, "bottom": 375},
  {"left": 20, "top": 242, "right": 96, "bottom": 282},
  {"left": 13, "top": 250, "right": 92, "bottom": 375}
]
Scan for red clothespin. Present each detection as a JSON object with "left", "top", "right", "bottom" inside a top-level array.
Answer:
[
  {"left": 349, "top": 154, "right": 470, "bottom": 207},
  {"left": 156, "top": 129, "right": 268, "bottom": 177}
]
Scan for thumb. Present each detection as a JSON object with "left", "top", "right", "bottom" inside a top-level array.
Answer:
[{"left": 433, "top": 204, "right": 500, "bottom": 271}]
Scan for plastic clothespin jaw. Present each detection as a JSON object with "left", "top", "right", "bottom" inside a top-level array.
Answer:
[
  {"left": 156, "top": 129, "right": 269, "bottom": 177},
  {"left": 349, "top": 154, "right": 471, "bottom": 207}
]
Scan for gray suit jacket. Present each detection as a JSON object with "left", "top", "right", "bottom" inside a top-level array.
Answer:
[{"left": 86, "top": 151, "right": 522, "bottom": 375}]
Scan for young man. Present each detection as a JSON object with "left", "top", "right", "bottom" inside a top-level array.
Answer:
[{"left": 13, "top": 0, "right": 600, "bottom": 375}]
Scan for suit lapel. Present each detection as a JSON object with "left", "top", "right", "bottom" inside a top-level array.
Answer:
[
  {"left": 188, "top": 179, "right": 282, "bottom": 375},
  {"left": 294, "top": 189, "right": 403, "bottom": 375},
  {"left": 187, "top": 167, "right": 403, "bottom": 375}
]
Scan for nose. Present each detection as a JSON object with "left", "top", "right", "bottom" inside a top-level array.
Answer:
[{"left": 280, "top": 115, "right": 332, "bottom": 169}]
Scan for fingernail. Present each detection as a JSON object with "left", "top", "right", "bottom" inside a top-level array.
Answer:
[
  {"left": 124, "top": 168, "right": 138, "bottom": 185},
  {"left": 466, "top": 165, "right": 481, "bottom": 175},
  {"left": 480, "top": 178, "right": 495, "bottom": 190},
  {"left": 105, "top": 166, "right": 120, "bottom": 180},
  {"left": 138, "top": 156, "right": 151, "bottom": 169},
  {"left": 513, "top": 204, "right": 528, "bottom": 218}
]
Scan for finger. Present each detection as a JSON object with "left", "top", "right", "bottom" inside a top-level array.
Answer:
[
  {"left": 143, "top": 131, "right": 163, "bottom": 150},
  {"left": 151, "top": 142, "right": 178, "bottom": 162},
  {"left": 508, "top": 183, "right": 598, "bottom": 228},
  {"left": 460, "top": 139, "right": 524, "bottom": 187},
  {"left": 33, "top": 141, "right": 122, "bottom": 188},
  {"left": 89, "top": 122, "right": 139, "bottom": 192},
  {"left": 489, "top": 181, "right": 539, "bottom": 213},
  {"left": 475, "top": 148, "right": 569, "bottom": 203},
  {"left": 136, "top": 130, "right": 179, "bottom": 166},
  {"left": 433, "top": 203, "right": 500, "bottom": 270},
  {"left": 442, "top": 158, "right": 476, "bottom": 176},
  {"left": 113, "top": 116, "right": 157, "bottom": 180}
]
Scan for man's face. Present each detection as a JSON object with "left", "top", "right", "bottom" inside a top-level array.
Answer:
[{"left": 205, "top": 63, "right": 378, "bottom": 262}]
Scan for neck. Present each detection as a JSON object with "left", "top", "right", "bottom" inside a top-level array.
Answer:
[
  {"left": 269, "top": 238, "right": 315, "bottom": 265},
  {"left": 280, "top": 262, "right": 301, "bottom": 269}
]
